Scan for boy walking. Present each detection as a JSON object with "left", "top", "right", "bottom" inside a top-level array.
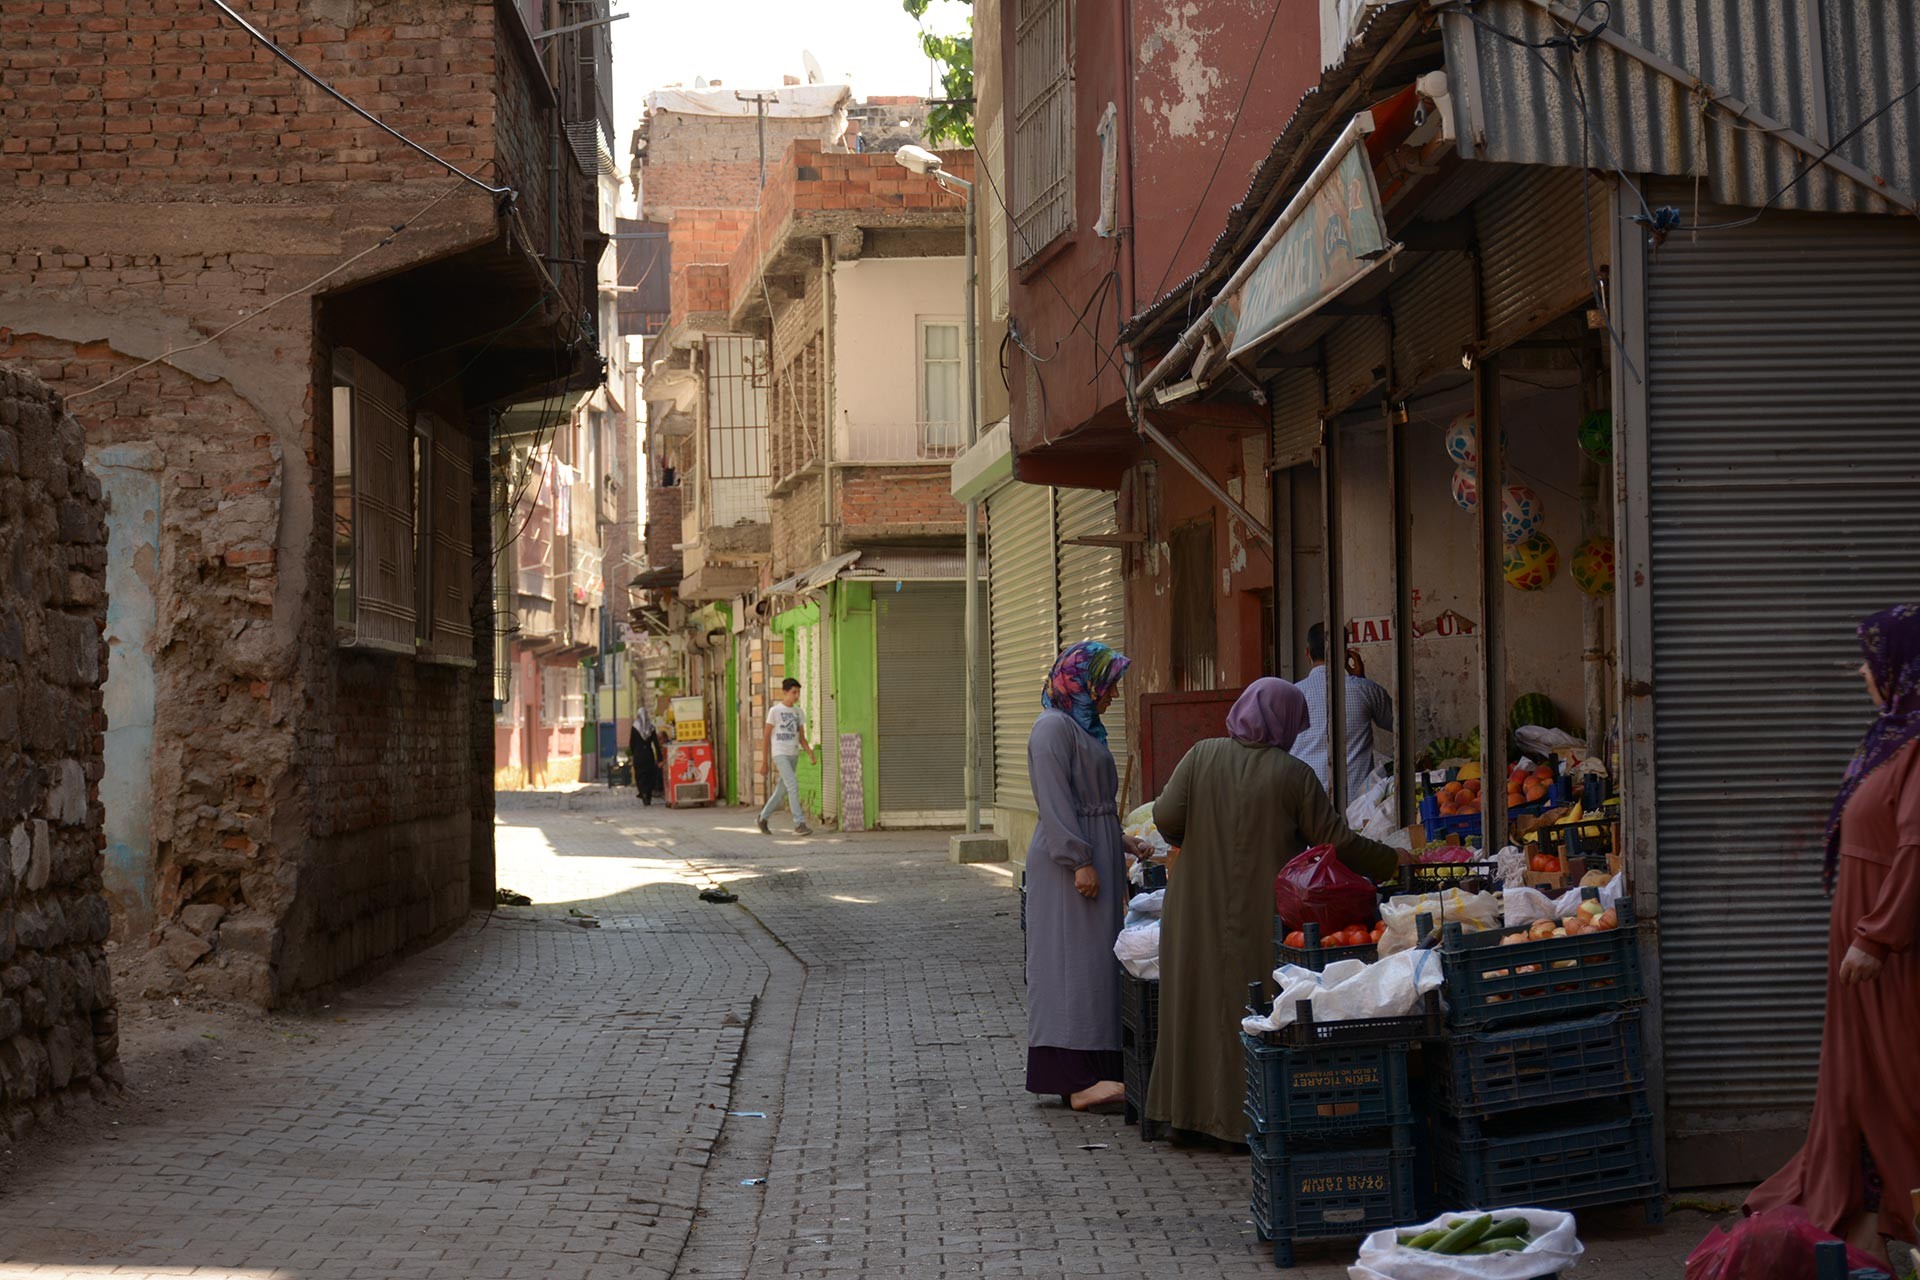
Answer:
[{"left": 758, "top": 678, "right": 817, "bottom": 836}]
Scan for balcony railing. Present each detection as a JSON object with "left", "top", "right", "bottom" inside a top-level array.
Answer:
[{"left": 838, "top": 420, "right": 965, "bottom": 464}]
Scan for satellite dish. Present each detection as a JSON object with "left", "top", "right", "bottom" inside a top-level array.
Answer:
[
  {"left": 801, "top": 49, "right": 824, "bottom": 85},
  {"left": 694, "top": 75, "right": 709, "bottom": 89}
]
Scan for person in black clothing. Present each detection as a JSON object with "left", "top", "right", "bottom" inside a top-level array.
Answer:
[{"left": 630, "top": 704, "right": 666, "bottom": 805}]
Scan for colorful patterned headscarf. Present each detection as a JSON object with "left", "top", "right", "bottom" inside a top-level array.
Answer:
[
  {"left": 1040, "top": 641, "right": 1131, "bottom": 742},
  {"left": 1823, "top": 604, "right": 1920, "bottom": 892}
]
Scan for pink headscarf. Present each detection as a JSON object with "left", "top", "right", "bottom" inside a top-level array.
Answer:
[{"left": 1227, "top": 677, "right": 1312, "bottom": 751}]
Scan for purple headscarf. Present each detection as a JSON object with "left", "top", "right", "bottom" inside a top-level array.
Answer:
[
  {"left": 1227, "top": 677, "right": 1312, "bottom": 751},
  {"left": 1823, "top": 603, "right": 1920, "bottom": 892}
]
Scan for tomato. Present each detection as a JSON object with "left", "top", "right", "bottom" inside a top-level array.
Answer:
[
  {"left": 1284, "top": 930, "right": 1306, "bottom": 949},
  {"left": 1344, "top": 926, "right": 1371, "bottom": 947},
  {"left": 1371, "top": 922, "right": 1388, "bottom": 942}
]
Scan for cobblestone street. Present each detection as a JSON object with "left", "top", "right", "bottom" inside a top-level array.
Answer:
[{"left": 0, "top": 795, "right": 1724, "bottom": 1277}]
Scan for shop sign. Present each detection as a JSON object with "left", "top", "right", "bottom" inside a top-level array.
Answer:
[
  {"left": 1345, "top": 611, "right": 1479, "bottom": 644},
  {"left": 1211, "top": 115, "right": 1395, "bottom": 361}
]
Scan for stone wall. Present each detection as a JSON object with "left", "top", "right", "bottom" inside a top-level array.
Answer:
[{"left": 0, "top": 365, "right": 120, "bottom": 1138}]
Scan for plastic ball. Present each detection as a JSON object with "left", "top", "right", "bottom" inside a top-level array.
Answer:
[
  {"left": 1444, "top": 413, "right": 1477, "bottom": 466},
  {"left": 1502, "top": 532, "right": 1559, "bottom": 591},
  {"left": 1572, "top": 536, "right": 1616, "bottom": 596},
  {"left": 1578, "top": 411, "right": 1613, "bottom": 463},
  {"left": 1451, "top": 465, "right": 1478, "bottom": 512},
  {"left": 1501, "top": 484, "right": 1546, "bottom": 543}
]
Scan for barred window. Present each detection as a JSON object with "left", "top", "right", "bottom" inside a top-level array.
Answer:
[{"left": 1012, "top": 0, "right": 1073, "bottom": 263}]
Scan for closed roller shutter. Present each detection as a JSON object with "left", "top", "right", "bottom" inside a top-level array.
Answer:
[
  {"left": 988, "top": 483, "right": 1057, "bottom": 813},
  {"left": 1388, "top": 250, "right": 1475, "bottom": 395},
  {"left": 1643, "top": 198, "right": 1920, "bottom": 1184},
  {"left": 1323, "top": 315, "right": 1388, "bottom": 414},
  {"left": 876, "top": 582, "right": 970, "bottom": 819},
  {"left": 1056, "top": 488, "right": 1129, "bottom": 804},
  {"left": 1270, "top": 368, "right": 1322, "bottom": 469},
  {"left": 1477, "top": 167, "right": 1606, "bottom": 354}
]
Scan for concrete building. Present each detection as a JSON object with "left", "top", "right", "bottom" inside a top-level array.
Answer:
[{"left": 0, "top": 0, "right": 605, "bottom": 1003}]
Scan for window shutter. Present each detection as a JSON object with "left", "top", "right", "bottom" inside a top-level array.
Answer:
[
  {"left": 1012, "top": 0, "right": 1073, "bottom": 263},
  {"left": 333, "top": 348, "right": 416, "bottom": 654},
  {"left": 423, "top": 413, "right": 475, "bottom": 664},
  {"left": 982, "top": 115, "right": 1010, "bottom": 319}
]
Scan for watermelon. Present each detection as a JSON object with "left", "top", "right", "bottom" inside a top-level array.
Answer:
[{"left": 1510, "top": 692, "right": 1557, "bottom": 732}]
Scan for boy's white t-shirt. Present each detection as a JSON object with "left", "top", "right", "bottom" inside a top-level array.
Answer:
[{"left": 767, "top": 703, "right": 807, "bottom": 758}]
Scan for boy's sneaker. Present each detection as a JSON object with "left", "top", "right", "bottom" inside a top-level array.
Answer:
[
  {"left": 755, "top": 816, "right": 771, "bottom": 835},
  {"left": 793, "top": 824, "right": 813, "bottom": 836}
]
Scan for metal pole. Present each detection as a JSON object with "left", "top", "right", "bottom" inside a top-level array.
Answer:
[
  {"left": 1475, "top": 355, "right": 1509, "bottom": 852},
  {"left": 963, "top": 184, "right": 981, "bottom": 834},
  {"left": 1323, "top": 416, "right": 1348, "bottom": 811}
]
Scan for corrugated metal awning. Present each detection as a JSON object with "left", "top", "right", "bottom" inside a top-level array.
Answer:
[
  {"left": 1442, "top": 0, "right": 1917, "bottom": 217},
  {"left": 844, "top": 547, "right": 986, "bottom": 583},
  {"left": 767, "top": 551, "right": 861, "bottom": 596}
]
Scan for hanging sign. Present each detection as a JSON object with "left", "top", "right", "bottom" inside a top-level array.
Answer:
[{"left": 1210, "top": 112, "right": 1397, "bottom": 361}]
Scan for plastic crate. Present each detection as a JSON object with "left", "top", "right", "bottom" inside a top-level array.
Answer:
[
  {"left": 1433, "top": 1104, "right": 1663, "bottom": 1224},
  {"left": 1121, "top": 974, "right": 1159, "bottom": 1135},
  {"left": 1440, "top": 898, "right": 1644, "bottom": 1029},
  {"left": 1273, "top": 917, "right": 1378, "bottom": 970},
  {"left": 1245, "top": 984, "right": 1445, "bottom": 1050},
  {"left": 1419, "top": 791, "right": 1551, "bottom": 841},
  {"left": 1432, "top": 1010, "right": 1646, "bottom": 1118},
  {"left": 1396, "top": 860, "right": 1503, "bottom": 897},
  {"left": 1250, "top": 1140, "right": 1420, "bottom": 1268},
  {"left": 1242, "top": 1036, "right": 1413, "bottom": 1137},
  {"left": 1138, "top": 862, "right": 1170, "bottom": 892}
]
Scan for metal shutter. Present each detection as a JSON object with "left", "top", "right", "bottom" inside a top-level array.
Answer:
[
  {"left": 988, "top": 483, "right": 1057, "bottom": 812},
  {"left": 1270, "top": 368, "right": 1322, "bottom": 469},
  {"left": 1388, "top": 250, "right": 1475, "bottom": 395},
  {"left": 876, "top": 582, "right": 970, "bottom": 818},
  {"left": 1642, "top": 200, "right": 1920, "bottom": 1183},
  {"left": 1323, "top": 316, "right": 1388, "bottom": 415},
  {"left": 1477, "top": 167, "right": 1607, "bottom": 354},
  {"left": 1056, "top": 488, "right": 1129, "bottom": 804}
]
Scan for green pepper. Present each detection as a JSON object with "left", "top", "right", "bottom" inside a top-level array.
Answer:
[{"left": 1431, "top": 1214, "right": 1494, "bottom": 1254}]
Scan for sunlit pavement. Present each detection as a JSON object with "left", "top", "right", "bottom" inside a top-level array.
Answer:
[{"left": 0, "top": 793, "right": 1724, "bottom": 1277}]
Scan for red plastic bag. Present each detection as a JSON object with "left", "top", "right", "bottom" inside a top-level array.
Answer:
[
  {"left": 1685, "top": 1206, "right": 1891, "bottom": 1280},
  {"left": 1274, "top": 844, "right": 1378, "bottom": 933}
]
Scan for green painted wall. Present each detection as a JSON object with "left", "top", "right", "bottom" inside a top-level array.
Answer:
[
  {"left": 771, "top": 601, "right": 825, "bottom": 818},
  {"left": 724, "top": 647, "right": 739, "bottom": 806},
  {"left": 831, "top": 582, "right": 880, "bottom": 830}
]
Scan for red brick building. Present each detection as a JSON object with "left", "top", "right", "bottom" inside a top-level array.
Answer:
[{"left": 0, "top": 0, "right": 606, "bottom": 1003}]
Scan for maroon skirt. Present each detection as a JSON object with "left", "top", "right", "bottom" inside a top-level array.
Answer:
[{"left": 1026, "top": 1046, "right": 1123, "bottom": 1099}]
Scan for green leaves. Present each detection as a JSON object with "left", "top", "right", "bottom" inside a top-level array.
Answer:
[{"left": 902, "top": 0, "right": 974, "bottom": 147}]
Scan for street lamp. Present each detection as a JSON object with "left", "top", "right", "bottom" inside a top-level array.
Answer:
[{"left": 894, "top": 143, "right": 983, "bottom": 838}]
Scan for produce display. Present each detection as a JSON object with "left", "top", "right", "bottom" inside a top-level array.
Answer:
[
  {"left": 1508, "top": 763, "right": 1556, "bottom": 806},
  {"left": 1529, "top": 852, "right": 1566, "bottom": 874},
  {"left": 1282, "top": 921, "right": 1386, "bottom": 950},
  {"left": 1398, "top": 1214, "right": 1534, "bottom": 1254},
  {"left": 1498, "top": 898, "right": 1621, "bottom": 942}
]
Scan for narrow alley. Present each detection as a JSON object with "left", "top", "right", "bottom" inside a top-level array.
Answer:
[{"left": 0, "top": 796, "right": 1715, "bottom": 1279}]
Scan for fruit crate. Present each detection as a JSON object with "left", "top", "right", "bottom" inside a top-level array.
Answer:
[
  {"left": 1246, "top": 983, "right": 1445, "bottom": 1050},
  {"left": 1419, "top": 792, "right": 1552, "bottom": 841},
  {"left": 1250, "top": 1139, "right": 1420, "bottom": 1268},
  {"left": 1396, "top": 859, "right": 1503, "bottom": 897},
  {"left": 1274, "top": 917, "right": 1378, "bottom": 970},
  {"left": 1121, "top": 974, "right": 1159, "bottom": 1136},
  {"left": 1431, "top": 1010, "right": 1646, "bottom": 1118},
  {"left": 1440, "top": 898, "right": 1644, "bottom": 1029},
  {"left": 1433, "top": 1104, "right": 1663, "bottom": 1224},
  {"left": 1242, "top": 1036, "right": 1413, "bottom": 1137}
]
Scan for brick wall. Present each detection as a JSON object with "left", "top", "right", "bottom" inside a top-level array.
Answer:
[
  {"left": 772, "top": 473, "right": 826, "bottom": 580},
  {"left": 639, "top": 111, "right": 844, "bottom": 219},
  {"left": 646, "top": 483, "right": 683, "bottom": 571},
  {"left": 0, "top": 365, "right": 121, "bottom": 1140},
  {"left": 671, "top": 263, "right": 731, "bottom": 320},
  {"left": 839, "top": 466, "right": 967, "bottom": 539}
]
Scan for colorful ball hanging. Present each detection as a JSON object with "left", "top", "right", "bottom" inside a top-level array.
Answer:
[
  {"left": 1444, "top": 413, "right": 1478, "bottom": 466},
  {"left": 1451, "top": 464, "right": 1478, "bottom": 512},
  {"left": 1572, "top": 535, "right": 1616, "bottom": 596},
  {"left": 1502, "top": 532, "right": 1559, "bottom": 591},
  {"left": 1501, "top": 483, "right": 1546, "bottom": 544},
  {"left": 1578, "top": 411, "right": 1613, "bottom": 463}
]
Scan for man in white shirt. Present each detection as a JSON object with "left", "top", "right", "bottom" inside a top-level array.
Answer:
[
  {"left": 1292, "top": 622, "right": 1394, "bottom": 809},
  {"left": 757, "top": 677, "right": 817, "bottom": 836}
]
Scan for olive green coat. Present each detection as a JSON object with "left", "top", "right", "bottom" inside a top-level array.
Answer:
[{"left": 1144, "top": 737, "right": 1398, "bottom": 1143}]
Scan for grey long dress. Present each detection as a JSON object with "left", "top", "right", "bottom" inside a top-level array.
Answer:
[{"left": 1024, "top": 708, "right": 1128, "bottom": 1074}]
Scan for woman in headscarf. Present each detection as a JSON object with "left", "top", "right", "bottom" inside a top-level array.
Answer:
[
  {"left": 1144, "top": 677, "right": 1399, "bottom": 1145},
  {"left": 1746, "top": 605, "right": 1920, "bottom": 1254},
  {"left": 630, "top": 701, "right": 666, "bottom": 806},
  {"left": 1025, "top": 640, "right": 1138, "bottom": 1111}
]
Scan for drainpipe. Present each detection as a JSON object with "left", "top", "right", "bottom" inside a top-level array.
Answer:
[{"left": 821, "top": 237, "right": 835, "bottom": 558}]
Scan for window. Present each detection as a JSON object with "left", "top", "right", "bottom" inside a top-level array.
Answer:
[
  {"left": 704, "top": 334, "right": 771, "bottom": 526},
  {"left": 1012, "top": 0, "right": 1073, "bottom": 263},
  {"left": 331, "top": 349, "right": 473, "bottom": 661},
  {"left": 1170, "top": 517, "right": 1218, "bottom": 691},
  {"left": 542, "top": 665, "right": 584, "bottom": 726},
  {"left": 918, "top": 319, "right": 966, "bottom": 456}
]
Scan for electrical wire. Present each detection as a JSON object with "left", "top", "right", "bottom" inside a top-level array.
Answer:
[
  {"left": 1144, "top": 0, "right": 1286, "bottom": 305},
  {"left": 66, "top": 177, "right": 473, "bottom": 404},
  {"left": 205, "top": 0, "right": 512, "bottom": 200}
]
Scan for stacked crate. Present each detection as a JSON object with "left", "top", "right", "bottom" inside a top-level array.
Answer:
[
  {"left": 1241, "top": 980, "right": 1440, "bottom": 1268},
  {"left": 1120, "top": 971, "right": 1159, "bottom": 1137},
  {"left": 1430, "top": 892, "right": 1662, "bottom": 1223}
]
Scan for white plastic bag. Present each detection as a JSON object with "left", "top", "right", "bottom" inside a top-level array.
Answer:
[
  {"left": 1240, "top": 950, "right": 1444, "bottom": 1034},
  {"left": 1122, "top": 802, "right": 1172, "bottom": 858},
  {"left": 1349, "top": 1207, "right": 1582, "bottom": 1280},
  {"left": 1378, "top": 888, "right": 1502, "bottom": 957},
  {"left": 1125, "top": 888, "right": 1164, "bottom": 921},
  {"left": 1114, "top": 919, "right": 1160, "bottom": 979},
  {"left": 1347, "top": 768, "right": 1401, "bottom": 842}
]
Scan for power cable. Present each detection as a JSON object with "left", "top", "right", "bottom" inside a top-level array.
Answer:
[
  {"left": 1144, "top": 0, "right": 1286, "bottom": 305},
  {"left": 66, "top": 177, "right": 472, "bottom": 404},
  {"left": 205, "top": 0, "right": 513, "bottom": 200}
]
